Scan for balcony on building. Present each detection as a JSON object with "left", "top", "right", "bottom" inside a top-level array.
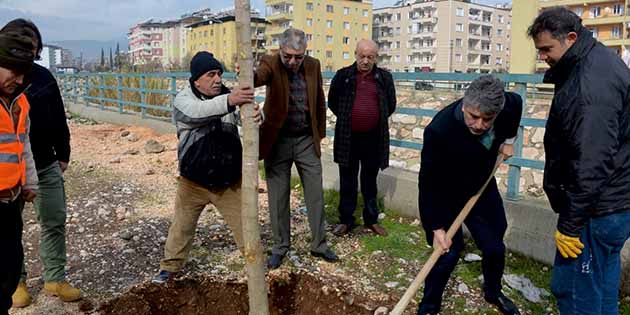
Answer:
[{"left": 266, "top": 3, "right": 293, "bottom": 21}]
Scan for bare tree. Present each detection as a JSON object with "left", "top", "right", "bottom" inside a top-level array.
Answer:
[{"left": 235, "top": 0, "right": 270, "bottom": 314}]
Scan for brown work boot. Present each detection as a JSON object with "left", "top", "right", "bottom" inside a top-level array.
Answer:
[
  {"left": 44, "top": 281, "right": 81, "bottom": 302},
  {"left": 332, "top": 224, "right": 353, "bottom": 236},
  {"left": 11, "top": 282, "right": 31, "bottom": 308},
  {"left": 367, "top": 224, "right": 388, "bottom": 236}
]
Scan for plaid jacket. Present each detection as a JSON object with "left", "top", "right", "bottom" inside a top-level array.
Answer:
[{"left": 328, "top": 63, "right": 396, "bottom": 169}]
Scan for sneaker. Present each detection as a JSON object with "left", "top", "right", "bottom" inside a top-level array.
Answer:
[
  {"left": 152, "top": 270, "right": 177, "bottom": 284},
  {"left": 44, "top": 281, "right": 81, "bottom": 302},
  {"left": 11, "top": 282, "right": 31, "bottom": 308}
]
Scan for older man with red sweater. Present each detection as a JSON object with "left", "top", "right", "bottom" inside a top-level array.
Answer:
[{"left": 328, "top": 39, "right": 396, "bottom": 237}]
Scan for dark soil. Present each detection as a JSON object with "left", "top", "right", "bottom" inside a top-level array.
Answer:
[{"left": 99, "top": 272, "right": 377, "bottom": 315}]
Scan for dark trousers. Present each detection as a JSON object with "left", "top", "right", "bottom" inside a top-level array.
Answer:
[
  {"left": 338, "top": 129, "right": 381, "bottom": 227},
  {"left": 0, "top": 199, "right": 24, "bottom": 315},
  {"left": 419, "top": 181, "right": 507, "bottom": 313}
]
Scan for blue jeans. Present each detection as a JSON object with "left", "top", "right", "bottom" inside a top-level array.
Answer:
[{"left": 551, "top": 211, "right": 630, "bottom": 315}]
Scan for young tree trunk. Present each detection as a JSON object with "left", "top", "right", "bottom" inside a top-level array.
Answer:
[{"left": 234, "top": 1, "right": 270, "bottom": 314}]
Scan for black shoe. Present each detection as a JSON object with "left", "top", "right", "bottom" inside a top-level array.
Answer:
[
  {"left": 417, "top": 305, "right": 439, "bottom": 315},
  {"left": 485, "top": 293, "right": 520, "bottom": 315},
  {"left": 310, "top": 249, "right": 339, "bottom": 263},
  {"left": 267, "top": 253, "right": 285, "bottom": 270}
]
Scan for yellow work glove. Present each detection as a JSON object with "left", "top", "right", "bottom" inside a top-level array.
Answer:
[{"left": 555, "top": 230, "right": 584, "bottom": 259}]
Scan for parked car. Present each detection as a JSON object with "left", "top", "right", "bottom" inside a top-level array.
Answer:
[{"left": 414, "top": 81, "right": 434, "bottom": 90}]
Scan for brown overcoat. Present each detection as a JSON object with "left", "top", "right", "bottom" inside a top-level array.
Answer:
[{"left": 254, "top": 53, "right": 327, "bottom": 159}]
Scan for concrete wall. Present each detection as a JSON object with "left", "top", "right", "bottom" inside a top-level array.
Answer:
[{"left": 66, "top": 101, "right": 630, "bottom": 284}]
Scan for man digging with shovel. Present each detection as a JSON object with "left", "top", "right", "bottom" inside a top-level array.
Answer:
[{"left": 416, "top": 75, "right": 522, "bottom": 315}]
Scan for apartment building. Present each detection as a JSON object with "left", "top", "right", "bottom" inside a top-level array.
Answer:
[
  {"left": 373, "top": 0, "right": 512, "bottom": 73},
  {"left": 36, "top": 44, "right": 71, "bottom": 71},
  {"left": 187, "top": 15, "right": 269, "bottom": 72},
  {"left": 265, "top": 0, "right": 373, "bottom": 72},
  {"left": 128, "top": 16, "right": 202, "bottom": 68},
  {"left": 511, "top": 0, "right": 630, "bottom": 73}
]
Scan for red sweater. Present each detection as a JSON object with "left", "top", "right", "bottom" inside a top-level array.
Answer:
[{"left": 351, "top": 71, "right": 380, "bottom": 132}]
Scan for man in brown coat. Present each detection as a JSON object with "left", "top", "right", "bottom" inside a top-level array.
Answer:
[{"left": 254, "top": 28, "right": 338, "bottom": 269}]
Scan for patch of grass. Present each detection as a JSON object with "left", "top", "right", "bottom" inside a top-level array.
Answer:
[
  {"left": 359, "top": 214, "right": 429, "bottom": 261},
  {"left": 258, "top": 161, "right": 265, "bottom": 180},
  {"left": 190, "top": 245, "right": 209, "bottom": 258},
  {"left": 322, "top": 188, "right": 368, "bottom": 225},
  {"left": 620, "top": 301, "right": 630, "bottom": 315}
]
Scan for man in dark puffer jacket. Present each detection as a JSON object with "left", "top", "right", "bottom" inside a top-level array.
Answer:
[
  {"left": 152, "top": 52, "right": 261, "bottom": 283},
  {"left": 529, "top": 7, "right": 630, "bottom": 314}
]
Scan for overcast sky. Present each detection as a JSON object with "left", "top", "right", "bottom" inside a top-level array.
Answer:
[{"left": 0, "top": 0, "right": 511, "bottom": 41}]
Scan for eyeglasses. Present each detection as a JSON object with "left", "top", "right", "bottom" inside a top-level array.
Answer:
[{"left": 280, "top": 52, "right": 305, "bottom": 61}]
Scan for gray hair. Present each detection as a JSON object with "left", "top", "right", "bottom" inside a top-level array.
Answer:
[
  {"left": 280, "top": 28, "right": 307, "bottom": 50},
  {"left": 463, "top": 75, "right": 505, "bottom": 115}
]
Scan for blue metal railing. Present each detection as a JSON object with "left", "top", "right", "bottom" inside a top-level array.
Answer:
[{"left": 55, "top": 71, "right": 548, "bottom": 200}]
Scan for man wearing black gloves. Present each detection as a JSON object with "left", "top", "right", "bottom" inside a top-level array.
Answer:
[{"left": 417, "top": 75, "right": 521, "bottom": 315}]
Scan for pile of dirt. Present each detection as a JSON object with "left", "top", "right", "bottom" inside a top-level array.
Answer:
[{"left": 99, "top": 271, "right": 380, "bottom": 315}]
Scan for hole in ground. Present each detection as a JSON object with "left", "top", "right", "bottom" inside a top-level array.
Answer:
[{"left": 100, "top": 271, "right": 383, "bottom": 314}]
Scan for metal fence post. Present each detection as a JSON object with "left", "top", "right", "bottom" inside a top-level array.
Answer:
[
  {"left": 506, "top": 82, "right": 528, "bottom": 201},
  {"left": 117, "top": 74, "right": 123, "bottom": 114},
  {"left": 140, "top": 74, "right": 147, "bottom": 118},
  {"left": 73, "top": 75, "right": 78, "bottom": 104},
  {"left": 84, "top": 74, "right": 90, "bottom": 106},
  {"left": 170, "top": 76, "right": 177, "bottom": 107},
  {"left": 99, "top": 74, "right": 105, "bottom": 110}
]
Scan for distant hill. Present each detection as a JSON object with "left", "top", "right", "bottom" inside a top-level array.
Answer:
[{"left": 50, "top": 37, "right": 129, "bottom": 62}]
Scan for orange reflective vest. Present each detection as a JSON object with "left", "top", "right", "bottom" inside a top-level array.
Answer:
[{"left": 0, "top": 93, "right": 29, "bottom": 190}]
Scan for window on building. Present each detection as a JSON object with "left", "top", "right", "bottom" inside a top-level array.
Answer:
[
  {"left": 326, "top": 51, "right": 333, "bottom": 58},
  {"left": 327, "top": 20, "right": 333, "bottom": 28},
  {"left": 307, "top": 18, "right": 313, "bottom": 26},
  {"left": 612, "top": 26, "right": 621, "bottom": 38},
  {"left": 497, "top": 29, "right": 503, "bottom": 36},
  {"left": 326, "top": 5, "right": 333, "bottom": 13},
  {"left": 306, "top": 2, "right": 313, "bottom": 11},
  {"left": 496, "top": 43, "right": 503, "bottom": 51},
  {"left": 456, "top": 8, "right": 464, "bottom": 17},
  {"left": 363, "top": 9, "right": 369, "bottom": 17},
  {"left": 456, "top": 53, "right": 462, "bottom": 62},
  {"left": 344, "top": 22, "right": 350, "bottom": 30},
  {"left": 343, "top": 7, "right": 349, "bottom": 15},
  {"left": 590, "top": 27, "right": 598, "bottom": 38},
  {"left": 613, "top": 4, "right": 624, "bottom": 15},
  {"left": 408, "top": 25, "right": 413, "bottom": 34},
  {"left": 211, "top": 30, "right": 214, "bottom": 36},
  {"left": 455, "top": 38, "right": 462, "bottom": 47},
  {"left": 306, "top": 50, "right": 313, "bottom": 56},
  {"left": 306, "top": 34, "right": 313, "bottom": 41},
  {"left": 456, "top": 23, "right": 463, "bottom": 32},
  {"left": 394, "top": 55, "right": 400, "bottom": 62},
  {"left": 204, "top": 30, "right": 208, "bottom": 37},
  {"left": 343, "top": 52, "right": 350, "bottom": 59},
  {"left": 591, "top": 6, "right": 601, "bottom": 18},
  {"left": 498, "top": 15, "right": 504, "bottom": 23},
  {"left": 496, "top": 57, "right": 502, "bottom": 65},
  {"left": 326, "top": 35, "right": 333, "bottom": 43},
  {"left": 343, "top": 37, "right": 350, "bottom": 44},
  {"left": 396, "top": 13, "right": 402, "bottom": 21},
  {"left": 407, "top": 55, "right": 413, "bottom": 63},
  {"left": 363, "top": 24, "right": 369, "bottom": 32}
]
